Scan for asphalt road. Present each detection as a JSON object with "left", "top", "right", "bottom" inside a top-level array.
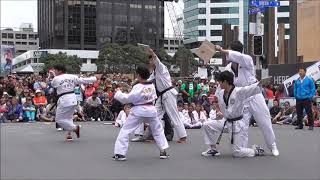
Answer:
[{"left": 1, "top": 122, "right": 320, "bottom": 180}]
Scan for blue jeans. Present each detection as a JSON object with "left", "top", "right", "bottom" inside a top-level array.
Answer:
[{"left": 24, "top": 111, "right": 36, "bottom": 121}]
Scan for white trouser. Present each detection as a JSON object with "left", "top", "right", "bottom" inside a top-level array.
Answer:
[
  {"left": 134, "top": 123, "right": 145, "bottom": 136},
  {"left": 156, "top": 90, "right": 187, "bottom": 138},
  {"left": 114, "top": 114, "right": 169, "bottom": 155},
  {"left": 202, "top": 120, "right": 255, "bottom": 158},
  {"left": 55, "top": 105, "right": 77, "bottom": 132},
  {"left": 243, "top": 93, "right": 277, "bottom": 149}
]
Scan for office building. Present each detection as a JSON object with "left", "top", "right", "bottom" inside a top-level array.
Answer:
[
  {"left": 38, "top": 0, "right": 165, "bottom": 50},
  {"left": 1, "top": 23, "right": 39, "bottom": 55},
  {"left": 164, "top": 36, "right": 183, "bottom": 56}
]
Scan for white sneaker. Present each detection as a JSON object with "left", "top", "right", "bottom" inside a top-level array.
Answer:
[
  {"left": 131, "top": 136, "right": 144, "bottom": 142},
  {"left": 91, "top": 118, "right": 95, "bottom": 121},
  {"left": 271, "top": 147, "right": 280, "bottom": 156},
  {"left": 57, "top": 128, "right": 63, "bottom": 131},
  {"left": 201, "top": 148, "right": 221, "bottom": 157},
  {"left": 97, "top": 118, "right": 101, "bottom": 121}
]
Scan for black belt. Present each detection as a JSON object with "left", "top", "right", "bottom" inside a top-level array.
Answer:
[
  {"left": 57, "top": 91, "right": 75, "bottom": 99},
  {"left": 156, "top": 86, "right": 174, "bottom": 97},
  {"left": 156, "top": 86, "right": 174, "bottom": 110},
  {"left": 132, "top": 102, "right": 154, "bottom": 106},
  {"left": 50, "top": 91, "right": 75, "bottom": 111},
  {"left": 216, "top": 115, "right": 243, "bottom": 145}
]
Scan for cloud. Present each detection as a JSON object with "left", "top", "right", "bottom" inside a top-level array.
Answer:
[{"left": 1, "top": 0, "right": 37, "bottom": 30}]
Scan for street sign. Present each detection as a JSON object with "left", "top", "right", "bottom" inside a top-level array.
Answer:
[
  {"left": 249, "top": 7, "right": 266, "bottom": 14},
  {"left": 250, "top": 0, "right": 280, "bottom": 7}
]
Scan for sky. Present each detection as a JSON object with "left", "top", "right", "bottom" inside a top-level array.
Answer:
[{"left": 0, "top": 0, "right": 183, "bottom": 36}]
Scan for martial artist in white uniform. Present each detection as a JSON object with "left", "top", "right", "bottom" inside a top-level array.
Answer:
[
  {"left": 113, "top": 66, "right": 169, "bottom": 161},
  {"left": 215, "top": 42, "right": 279, "bottom": 156},
  {"left": 202, "top": 71, "right": 265, "bottom": 157},
  {"left": 148, "top": 49, "right": 187, "bottom": 143},
  {"left": 51, "top": 64, "right": 96, "bottom": 141}
]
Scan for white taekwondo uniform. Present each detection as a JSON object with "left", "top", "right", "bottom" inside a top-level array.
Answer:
[
  {"left": 51, "top": 74, "right": 96, "bottom": 131},
  {"left": 225, "top": 50, "right": 277, "bottom": 150},
  {"left": 203, "top": 83, "right": 262, "bottom": 157},
  {"left": 148, "top": 56, "right": 187, "bottom": 139},
  {"left": 114, "top": 82, "right": 169, "bottom": 156},
  {"left": 182, "top": 110, "right": 202, "bottom": 128}
]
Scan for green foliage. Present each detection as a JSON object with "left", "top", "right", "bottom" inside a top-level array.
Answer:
[
  {"left": 97, "top": 43, "right": 149, "bottom": 73},
  {"left": 157, "top": 48, "right": 174, "bottom": 67},
  {"left": 173, "top": 46, "right": 197, "bottom": 77},
  {"left": 40, "top": 52, "right": 81, "bottom": 74}
]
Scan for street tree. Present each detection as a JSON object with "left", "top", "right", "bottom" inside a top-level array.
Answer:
[
  {"left": 173, "top": 46, "right": 197, "bottom": 77},
  {"left": 40, "top": 52, "right": 81, "bottom": 74}
]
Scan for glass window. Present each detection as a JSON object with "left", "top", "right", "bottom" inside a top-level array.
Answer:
[
  {"left": 2, "top": 33, "right": 7, "bottom": 38},
  {"left": 199, "top": 8, "right": 206, "bottom": 14},
  {"left": 8, "top": 41, "right": 14, "bottom": 45},
  {"left": 211, "top": 7, "right": 239, "bottom": 14},
  {"left": 278, "top": 6, "right": 289, "bottom": 12},
  {"left": 29, "top": 34, "right": 35, "bottom": 39},
  {"left": 210, "top": 30, "right": 222, "bottom": 36},
  {"left": 15, "top": 41, "right": 22, "bottom": 44},
  {"left": 210, "top": 0, "right": 238, "bottom": 2},
  {"left": 211, "top": 18, "right": 239, "bottom": 25},
  {"left": 170, "top": 40, "right": 174, "bottom": 44},
  {"left": 175, "top": 40, "right": 179, "bottom": 44},
  {"left": 15, "top": 34, "right": 21, "bottom": 39},
  {"left": 285, "top": 29, "right": 290, "bottom": 35},
  {"left": 8, "top": 33, "right": 13, "bottom": 39},
  {"left": 22, "top": 34, "right": 27, "bottom": 39},
  {"left": 22, "top": 42, "right": 27, "bottom": 45},
  {"left": 199, "top": 19, "right": 206, "bottom": 25},
  {"left": 278, "top": 17, "right": 289, "bottom": 24},
  {"left": 199, "top": 30, "right": 206, "bottom": 37}
]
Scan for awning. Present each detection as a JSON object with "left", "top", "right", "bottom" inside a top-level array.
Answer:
[{"left": 16, "top": 65, "right": 34, "bottom": 73}]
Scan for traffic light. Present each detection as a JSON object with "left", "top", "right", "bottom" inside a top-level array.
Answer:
[{"left": 253, "top": 35, "right": 263, "bottom": 56}]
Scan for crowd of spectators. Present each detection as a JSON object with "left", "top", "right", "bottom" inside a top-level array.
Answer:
[{"left": 0, "top": 73, "right": 319, "bottom": 128}]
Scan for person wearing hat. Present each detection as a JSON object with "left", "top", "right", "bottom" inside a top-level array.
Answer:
[{"left": 33, "top": 89, "right": 48, "bottom": 107}]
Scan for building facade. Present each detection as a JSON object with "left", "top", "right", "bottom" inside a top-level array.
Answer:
[
  {"left": 12, "top": 49, "right": 98, "bottom": 73},
  {"left": 164, "top": 36, "right": 183, "bottom": 56},
  {"left": 183, "top": 0, "right": 245, "bottom": 49},
  {"left": 297, "top": 0, "right": 320, "bottom": 62},
  {"left": 274, "top": 0, "right": 290, "bottom": 54},
  {"left": 0, "top": 24, "right": 39, "bottom": 55},
  {"left": 38, "top": 0, "right": 165, "bottom": 51}
]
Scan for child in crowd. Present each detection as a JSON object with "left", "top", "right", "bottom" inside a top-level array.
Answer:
[
  {"left": 183, "top": 105, "right": 202, "bottom": 129},
  {"left": 193, "top": 104, "right": 207, "bottom": 123},
  {"left": 23, "top": 97, "right": 36, "bottom": 122}
]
